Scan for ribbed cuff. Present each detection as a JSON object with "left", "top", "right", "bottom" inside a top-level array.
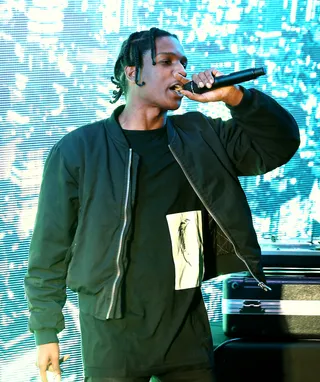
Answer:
[{"left": 34, "top": 329, "right": 59, "bottom": 346}]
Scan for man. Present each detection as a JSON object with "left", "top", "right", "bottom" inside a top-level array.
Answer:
[{"left": 25, "top": 27, "right": 300, "bottom": 382}]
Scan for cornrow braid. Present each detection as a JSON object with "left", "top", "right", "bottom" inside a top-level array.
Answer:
[
  {"left": 110, "top": 27, "right": 178, "bottom": 104},
  {"left": 133, "top": 44, "right": 145, "bottom": 87},
  {"left": 110, "top": 32, "right": 139, "bottom": 104},
  {"left": 109, "top": 76, "right": 122, "bottom": 104},
  {"left": 149, "top": 27, "right": 157, "bottom": 65}
]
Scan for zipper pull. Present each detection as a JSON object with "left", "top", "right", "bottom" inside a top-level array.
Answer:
[{"left": 258, "top": 281, "right": 272, "bottom": 291}]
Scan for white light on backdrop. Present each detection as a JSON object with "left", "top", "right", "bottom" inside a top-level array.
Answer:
[{"left": 0, "top": 0, "right": 319, "bottom": 380}]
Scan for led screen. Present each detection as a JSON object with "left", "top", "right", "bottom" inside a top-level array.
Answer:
[{"left": 0, "top": 0, "right": 319, "bottom": 380}]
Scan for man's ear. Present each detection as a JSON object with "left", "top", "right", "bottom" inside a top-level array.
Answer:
[{"left": 124, "top": 66, "right": 136, "bottom": 82}]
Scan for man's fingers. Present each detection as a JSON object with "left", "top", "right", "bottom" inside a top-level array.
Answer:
[
  {"left": 50, "top": 357, "right": 61, "bottom": 372},
  {"left": 53, "top": 373, "right": 61, "bottom": 381},
  {"left": 36, "top": 343, "right": 63, "bottom": 381},
  {"left": 179, "top": 89, "right": 197, "bottom": 100},
  {"left": 179, "top": 89, "right": 211, "bottom": 103},
  {"left": 39, "top": 366, "right": 48, "bottom": 382},
  {"left": 37, "top": 354, "right": 70, "bottom": 370},
  {"left": 190, "top": 68, "right": 224, "bottom": 90},
  {"left": 47, "top": 363, "right": 59, "bottom": 372},
  {"left": 49, "top": 358, "right": 62, "bottom": 380},
  {"left": 173, "top": 72, "right": 190, "bottom": 85},
  {"left": 51, "top": 354, "right": 70, "bottom": 369}
]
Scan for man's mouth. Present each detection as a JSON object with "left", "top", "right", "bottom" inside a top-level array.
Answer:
[
  {"left": 170, "top": 84, "right": 183, "bottom": 91},
  {"left": 169, "top": 84, "right": 184, "bottom": 96}
]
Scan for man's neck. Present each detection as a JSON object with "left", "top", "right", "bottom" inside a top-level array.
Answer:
[{"left": 118, "top": 103, "right": 167, "bottom": 131}]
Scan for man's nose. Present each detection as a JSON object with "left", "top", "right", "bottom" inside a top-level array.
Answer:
[{"left": 175, "top": 63, "right": 187, "bottom": 77}]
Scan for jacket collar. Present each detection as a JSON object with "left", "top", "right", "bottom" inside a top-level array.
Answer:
[
  {"left": 104, "top": 104, "right": 129, "bottom": 147},
  {"left": 166, "top": 116, "right": 177, "bottom": 145},
  {"left": 105, "top": 104, "right": 178, "bottom": 146}
]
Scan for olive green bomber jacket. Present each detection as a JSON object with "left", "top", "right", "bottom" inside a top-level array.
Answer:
[{"left": 24, "top": 87, "right": 300, "bottom": 345}]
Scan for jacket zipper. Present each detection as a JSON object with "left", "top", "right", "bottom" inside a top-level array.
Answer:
[
  {"left": 106, "top": 148, "right": 133, "bottom": 319},
  {"left": 169, "top": 145, "right": 270, "bottom": 291}
]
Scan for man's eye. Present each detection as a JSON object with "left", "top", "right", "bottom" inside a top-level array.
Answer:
[{"left": 160, "top": 60, "right": 187, "bottom": 68}]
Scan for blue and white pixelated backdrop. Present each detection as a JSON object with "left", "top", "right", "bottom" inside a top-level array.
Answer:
[{"left": 0, "top": 0, "right": 319, "bottom": 380}]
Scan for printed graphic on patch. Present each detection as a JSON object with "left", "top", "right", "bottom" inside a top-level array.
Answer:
[{"left": 166, "top": 210, "right": 204, "bottom": 290}]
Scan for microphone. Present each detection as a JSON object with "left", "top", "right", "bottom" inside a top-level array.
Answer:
[{"left": 182, "top": 67, "right": 266, "bottom": 94}]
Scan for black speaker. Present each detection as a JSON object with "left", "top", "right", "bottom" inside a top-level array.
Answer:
[{"left": 214, "top": 339, "right": 320, "bottom": 382}]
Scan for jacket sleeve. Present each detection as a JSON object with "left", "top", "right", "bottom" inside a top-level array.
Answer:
[
  {"left": 24, "top": 141, "right": 79, "bottom": 345},
  {"left": 208, "top": 87, "right": 300, "bottom": 176}
]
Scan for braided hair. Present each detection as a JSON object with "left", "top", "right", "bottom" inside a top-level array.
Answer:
[{"left": 110, "top": 27, "right": 178, "bottom": 104}]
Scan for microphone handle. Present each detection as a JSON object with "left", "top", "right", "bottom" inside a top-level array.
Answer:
[{"left": 182, "top": 67, "right": 266, "bottom": 94}]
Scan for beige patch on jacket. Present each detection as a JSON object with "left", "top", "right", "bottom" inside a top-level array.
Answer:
[{"left": 166, "top": 210, "right": 204, "bottom": 290}]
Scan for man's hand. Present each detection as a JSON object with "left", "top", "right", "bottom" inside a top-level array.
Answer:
[
  {"left": 174, "top": 68, "right": 244, "bottom": 106},
  {"left": 36, "top": 343, "right": 69, "bottom": 382}
]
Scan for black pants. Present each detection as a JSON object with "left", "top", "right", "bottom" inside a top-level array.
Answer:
[{"left": 85, "top": 366, "right": 216, "bottom": 381}]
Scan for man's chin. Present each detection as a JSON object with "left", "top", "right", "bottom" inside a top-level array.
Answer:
[{"left": 167, "top": 100, "right": 183, "bottom": 111}]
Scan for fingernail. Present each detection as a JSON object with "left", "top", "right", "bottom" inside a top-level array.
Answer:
[
  {"left": 206, "top": 82, "right": 211, "bottom": 88},
  {"left": 199, "top": 82, "right": 204, "bottom": 88}
]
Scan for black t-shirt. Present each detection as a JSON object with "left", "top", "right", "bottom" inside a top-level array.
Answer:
[{"left": 80, "top": 125, "right": 214, "bottom": 378}]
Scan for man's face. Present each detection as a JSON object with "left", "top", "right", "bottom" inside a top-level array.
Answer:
[{"left": 129, "top": 36, "right": 188, "bottom": 111}]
